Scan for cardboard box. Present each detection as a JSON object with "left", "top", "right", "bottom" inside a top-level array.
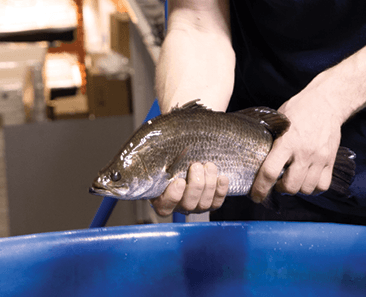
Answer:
[
  {"left": 87, "top": 71, "right": 132, "bottom": 117},
  {"left": 47, "top": 91, "right": 89, "bottom": 120},
  {"left": 110, "top": 12, "right": 130, "bottom": 59}
]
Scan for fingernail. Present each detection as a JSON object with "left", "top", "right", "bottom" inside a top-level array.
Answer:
[
  {"left": 218, "top": 176, "right": 227, "bottom": 187},
  {"left": 205, "top": 163, "right": 216, "bottom": 175},
  {"left": 193, "top": 163, "right": 203, "bottom": 172}
]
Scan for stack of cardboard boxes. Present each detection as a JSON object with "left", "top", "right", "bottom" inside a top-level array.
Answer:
[
  {"left": 86, "top": 12, "right": 132, "bottom": 118},
  {"left": 86, "top": 53, "right": 132, "bottom": 118}
]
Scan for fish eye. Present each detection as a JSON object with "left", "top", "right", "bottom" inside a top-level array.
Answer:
[{"left": 111, "top": 171, "right": 121, "bottom": 182}]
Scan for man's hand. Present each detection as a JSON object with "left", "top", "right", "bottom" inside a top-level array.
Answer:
[
  {"left": 150, "top": 162, "right": 229, "bottom": 216},
  {"left": 251, "top": 45, "right": 366, "bottom": 202},
  {"left": 250, "top": 72, "right": 344, "bottom": 203}
]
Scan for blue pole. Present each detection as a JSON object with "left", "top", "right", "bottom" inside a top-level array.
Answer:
[
  {"left": 89, "top": 197, "right": 118, "bottom": 228},
  {"left": 164, "top": 0, "right": 168, "bottom": 30}
]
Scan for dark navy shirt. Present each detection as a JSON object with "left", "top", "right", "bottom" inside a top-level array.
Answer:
[{"left": 228, "top": 0, "right": 366, "bottom": 216}]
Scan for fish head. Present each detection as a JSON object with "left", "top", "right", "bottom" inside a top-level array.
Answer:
[{"left": 90, "top": 152, "right": 154, "bottom": 200}]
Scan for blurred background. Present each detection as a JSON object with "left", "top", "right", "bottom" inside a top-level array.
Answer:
[{"left": 0, "top": 0, "right": 193, "bottom": 238}]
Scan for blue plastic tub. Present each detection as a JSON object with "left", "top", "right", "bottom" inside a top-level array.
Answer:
[{"left": 1, "top": 222, "right": 365, "bottom": 296}]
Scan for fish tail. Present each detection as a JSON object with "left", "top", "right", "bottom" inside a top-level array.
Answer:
[
  {"left": 260, "top": 146, "right": 356, "bottom": 212},
  {"left": 329, "top": 146, "right": 356, "bottom": 197}
]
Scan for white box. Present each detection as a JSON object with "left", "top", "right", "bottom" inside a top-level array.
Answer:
[
  {"left": 0, "top": 42, "right": 48, "bottom": 122},
  {"left": 0, "top": 68, "right": 28, "bottom": 109},
  {"left": 0, "top": 0, "right": 77, "bottom": 35},
  {"left": 0, "top": 66, "right": 31, "bottom": 125},
  {"left": 45, "top": 53, "right": 82, "bottom": 90},
  {"left": 0, "top": 110, "right": 26, "bottom": 126}
]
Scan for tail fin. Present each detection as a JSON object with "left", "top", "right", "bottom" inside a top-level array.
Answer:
[{"left": 329, "top": 146, "right": 356, "bottom": 197}]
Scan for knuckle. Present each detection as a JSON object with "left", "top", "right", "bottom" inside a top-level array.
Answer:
[
  {"left": 170, "top": 194, "right": 182, "bottom": 204},
  {"left": 154, "top": 207, "right": 172, "bottom": 217},
  {"left": 205, "top": 181, "right": 217, "bottom": 192},
  {"left": 211, "top": 198, "right": 225, "bottom": 210},
  {"left": 217, "top": 176, "right": 229, "bottom": 190},
  {"left": 193, "top": 181, "right": 205, "bottom": 192},
  {"left": 253, "top": 183, "right": 269, "bottom": 199},
  {"left": 197, "top": 201, "right": 211, "bottom": 211},
  {"left": 183, "top": 203, "right": 198, "bottom": 212},
  {"left": 255, "top": 190, "right": 267, "bottom": 200},
  {"left": 301, "top": 185, "right": 314, "bottom": 195},
  {"left": 317, "top": 148, "right": 331, "bottom": 162},
  {"left": 317, "top": 171, "right": 332, "bottom": 192},
  {"left": 214, "top": 190, "right": 227, "bottom": 201},
  {"left": 164, "top": 191, "right": 183, "bottom": 205},
  {"left": 300, "top": 147, "right": 312, "bottom": 158},
  {"left": 261, "top": 165, "right": 280, "bottom": 182},
  {"left": 282, "top": 183, "right": 300, "bottom": 195},
  {"left": 317, "top": 180, "right": 331, "bottom": 193}
]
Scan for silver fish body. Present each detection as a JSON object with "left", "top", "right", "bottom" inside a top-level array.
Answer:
[
  {"left": 90, "top": 100, "right": 289, "bottom": 201},
  {"left": 90, "top": 100, "right": 355, "bottom": 205}
]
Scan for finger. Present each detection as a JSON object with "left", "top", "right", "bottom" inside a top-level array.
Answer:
[
  {"left": 151, "top": 178, "right": 186, "bottom": 217},
  {"left": 275, "top": 161, "right": 307, "bottom": 195},
  {"left": 196, "top": 162, "right": 218, "bottom": 212},
  {"left": 251, "top": 141, "right": 290, "bottom": 203},
  {"left": 177, "top": 162, "right": 205, "bottom": 212},
  {"left": 299, "top": 165, "right": 323, "bottom": 195},
  {"left": 315, "top": 166, "right": 333, "bottom": 193},
  {"left": 314, "top": 150, "right": 336, "bottom": 194},
  {"left": 211, "top": 175, "right": 229, "bottom": 210}
]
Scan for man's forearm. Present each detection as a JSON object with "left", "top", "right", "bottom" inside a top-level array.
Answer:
[
  {"left": 314, "top": 46, "right": 366, "bottom": 124},
  {"left": 155, "top": 0, "right": 235, "bottom": 113}
]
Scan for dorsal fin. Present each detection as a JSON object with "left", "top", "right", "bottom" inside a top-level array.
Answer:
[
  {"left": 171, "top": 99, "right": 210, "bottom": 112},
  {"left": 232, "top": 107, "right": 291, "bottom": 137}
]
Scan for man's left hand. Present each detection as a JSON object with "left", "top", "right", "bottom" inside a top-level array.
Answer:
[{"left": 250, "top": 74, "right": 344, "bottom": 202}]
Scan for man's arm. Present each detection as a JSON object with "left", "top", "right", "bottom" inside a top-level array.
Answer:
[
  {"left": 156, "top": 0, "right": 235, "bottom": 113},
  {"left": 251, "top": 46, "right": 366, "bottom": 202},
  {"left": 152, "top": 0, "right": 234, "bottom": 216}
]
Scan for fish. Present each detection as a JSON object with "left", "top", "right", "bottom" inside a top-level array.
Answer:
[{"left": 89, "top": 99, "right": 356, "bottom": 207}]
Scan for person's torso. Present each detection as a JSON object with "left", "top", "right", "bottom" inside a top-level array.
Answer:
[
  {"left": 229, "top": 0, "right": 366, "bottom": 110},
  {"left": 228, "top": 0, "right": 366, "bottom": 216}
]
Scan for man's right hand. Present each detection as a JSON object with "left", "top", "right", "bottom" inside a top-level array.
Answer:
[{"left": 150, "top": 162, "right": 229, "bottom": 217}]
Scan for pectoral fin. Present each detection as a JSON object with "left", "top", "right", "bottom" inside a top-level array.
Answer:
[{"left": 166, "top": 146, "right": 191, "bottom": 178}]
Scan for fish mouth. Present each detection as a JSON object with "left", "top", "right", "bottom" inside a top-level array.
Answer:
[
  {"left": 89, "top": 181, "right": 131, "bottom": 199},
  {"left": 89, "top": 183, "right": 116, "bottom": 198}
]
